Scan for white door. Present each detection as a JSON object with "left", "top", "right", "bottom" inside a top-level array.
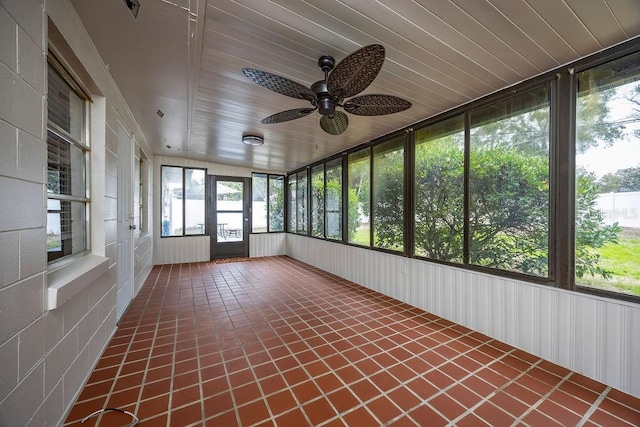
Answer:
[{"left": 116, "top": 124, "right": 134, "bottom": 320}]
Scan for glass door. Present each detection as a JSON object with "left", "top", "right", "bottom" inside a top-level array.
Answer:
[{"left": 210, "top": 176, "right": 250, "bottom": 259}]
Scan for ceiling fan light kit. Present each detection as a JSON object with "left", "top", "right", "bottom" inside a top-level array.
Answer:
[{"left": 242, "top": 44, "right": 411, "bottom": 135}]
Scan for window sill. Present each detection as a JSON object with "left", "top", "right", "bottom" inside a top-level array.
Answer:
[{"left": 47, "top": 254, "right": 110, "bottom": 310}]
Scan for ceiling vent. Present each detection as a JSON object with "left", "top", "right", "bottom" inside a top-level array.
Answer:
[{"left": 123, "top": 0, "right": 141, "bottom": 19}]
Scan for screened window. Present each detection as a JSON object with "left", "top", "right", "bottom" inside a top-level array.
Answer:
[
  {"left": 252, "top": 173, "right": 268, "bottom": 233},
  {"left": 268, "top": 175, "right": 285, "bottom": 232},
  {"left": 47, "top": 57, "right": 89, "bottom": 263},
  {"left": 575, "top": 51, "right": 640, "bottom": 297},
  {"left": 325, "top": 158, "right": 342, "bottom": 240},
  {"left": 252, "top": 173, "right": 285, "bottom": 233},
  {"left": 296, "top": 170, "right": 308, "bottom": 234},
  {"left": 161, "top": 166, "right": 206, "bottom": 237},
  {"left": 414, "top": 115, "right": 465, "bottom": 262},
  {"left": 469, "top": 87, "right": 551, "bottom": 277},
  {"left": 311, "top": 164, "right": 325, "bottom": 238},
  {"left": 348, "top": 148, "right": 371, "bottom": 246},
  {"left": 279, "top": 44, "right": 640, "bottom": 302},
  {"left": 287, "top": 174, "right": 297, "bottom": 233},
  {"left": 372, "top": 136, "right": 405, "bottom": 251}
]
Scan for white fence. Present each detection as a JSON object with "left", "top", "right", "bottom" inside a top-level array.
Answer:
[{"left": 595, "top": 191, "right": 640, "bottom": 228}]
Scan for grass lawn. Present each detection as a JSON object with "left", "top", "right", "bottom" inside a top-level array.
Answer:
[
  {"left": 348, "top": 226, "right": 370, "bottom": 246},
  {"left": 578, "top": 228, "right": 640, "bottom": 296}
]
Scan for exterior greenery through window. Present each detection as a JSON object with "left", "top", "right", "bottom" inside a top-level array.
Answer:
[
  {"left": 348, "top": 148, "right": 371, "bottom": 246},
  {"left": 287, "top": 175, "right": 296, "bottom": 233},
  {"left": 414, "top": 115, "right": 464, "bottom": 263},
  {"left": 251, "top": 173, "right": 285, "bottom": 233},
  {"left": 46, "top": 56, "right": 89, "bottom": 263},
  {"left": 268, "top": 176, "right": 285, "bottom": 232},
  {"left": 575, "top": 51, "right": 640, "bottom": 296},
  {"left": 373, "top": 136, "right": 405, "bottom": 252},
  {"left": 161, "top": 166, "right": 206, "bottom": 237},
  {"left": 296, "top": 170, "right": 308, "bottom": 234},
  {"left": 469, "top": 88, "right": 550, "bottom": 277},
  {"left": 311, "top": 165, "right": 325, "bottom": 237},
  {"left": 310, "top": 159, "right": 347, "bottom": 240},
  {"left": 285, "top": 42, "right": 640, "bottom": 301},
  {"left": 325, "top": 159, "right": 343, "bottom": 240}
]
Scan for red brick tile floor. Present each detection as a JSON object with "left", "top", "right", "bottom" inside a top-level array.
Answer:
[{"left": 63, "top": 256, "right": 640, "bottom": 426}]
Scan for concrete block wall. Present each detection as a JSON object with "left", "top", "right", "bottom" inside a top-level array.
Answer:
[
  {"left": 0, "top": 0, "right": 51, "bottom": 425},
  {"left": 0, "top": 0, "right": 154, "bottom": 425}
]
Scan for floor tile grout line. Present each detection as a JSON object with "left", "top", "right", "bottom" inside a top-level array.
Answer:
[
  {"left": 434, "top": 356, "right": 545, "bottom": 426},
  {"left": 511, "top": 369, "right": 574, "bottom": 425},
  {"left": 231, "top": 258, "right": 552, "bottom": 422},
  {"left": 209, "top": 261, "right": 252, "bottom": 426},
  {"left": 362, "top": 345, "right": 527, "bottom": 426},
  {"left": 214, "top": 278, "right": 506, "bottom": 427},
  {"left": 211, "top": 259, "right": 537, "bottom": 425},
  {"left": 577, "top": 386, "right": 611, "bottom": 427},
  {"left": 192, "top": 263, "right": 208, "bottom": 425},
  {"left": 165, "top": 263, "right": 182, "bottom": 426},
  {"left": 86, "top": 264, "right": 168, "bottom": 425},
  {"left": 209, "top": 259, "right": 381, "bottom": 426},
  {"left": 131, "top": 264, "right": 172, "bottom": 418}
]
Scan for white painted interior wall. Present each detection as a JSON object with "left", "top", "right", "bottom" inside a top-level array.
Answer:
[
  {"left": 0, "top": 0, "right": 153, "bottom": 425},
  {"left": 286, "top": 234, "right": 640, "bottom": 399}
]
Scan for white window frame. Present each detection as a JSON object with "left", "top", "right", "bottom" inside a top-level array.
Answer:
[{"left": 46, "top": 53, "right": 91, "bottom": 265}]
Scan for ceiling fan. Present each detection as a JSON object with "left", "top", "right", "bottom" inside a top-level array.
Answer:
[{"left": 242, "top": 44, "right": 412, "bottom": 135}]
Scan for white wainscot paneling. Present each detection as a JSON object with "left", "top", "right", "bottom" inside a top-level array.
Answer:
[
  {"left": 286, "top": 234, "right": 640, "bottom": 398},
  {"left": 250, "top": 233, "right": 286, "bottom": 257},
  {"left": 154, "top": 236, "right": 210, "bottom": 264}
]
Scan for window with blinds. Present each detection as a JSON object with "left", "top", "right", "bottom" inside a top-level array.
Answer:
[{"left": 46, "top": 55, "right": 89, "bottom": 263}]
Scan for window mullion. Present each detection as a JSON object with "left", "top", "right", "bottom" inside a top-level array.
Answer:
[
  {"left": 553, "top": 70, "right": 576, "bottom": 289},
  {"left": 405, "top": 127, "right": 414, "bottom": 257},
  {"left": 463, "top": 112, "right": 470, "bottom": 265}
]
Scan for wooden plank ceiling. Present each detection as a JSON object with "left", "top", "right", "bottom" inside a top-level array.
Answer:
[{"left": 71, "top": 0, "right": 640, "bottom": 172}]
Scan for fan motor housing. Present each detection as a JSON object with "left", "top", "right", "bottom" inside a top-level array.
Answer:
[{"left": 311, "top": 80, "right": 335, "bottom": 116}]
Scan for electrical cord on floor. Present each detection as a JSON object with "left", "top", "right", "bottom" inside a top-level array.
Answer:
[{"left": 80, "top": 407, "right": 139, "bottom": 426}]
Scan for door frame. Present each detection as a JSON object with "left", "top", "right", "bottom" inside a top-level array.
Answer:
[{"left": 208, "top": 175, "right": 251, "bottom": 259}]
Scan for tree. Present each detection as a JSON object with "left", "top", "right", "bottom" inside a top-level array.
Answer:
[
  {"left": 414, "top": 137, "right": 464, "bottom": 262},
  {"left": 348, "top": 157, "right": 370, "bottom": 218},
  {"left": 624, "top": 83, "right": 640, "bottom": 139},
  {"left": 599, "top": 167, "right": 640, "bottom": 192},
  {"left": 310, "top": 171, "right": 359, "bottom": 240},
  {"left": 268, "top": 178, "right": 284, "bottom": 231},
  {"left": 576, "top": 88, "right": 624, "bottom": 152},
  {"left": 575, "top": 170, "right": 620, "bottom": 279},
  {"left": 468, "top": 148, "right": 550, "bottom": 275},
  {"left": 373, "top": 86, "right": 623, "bottom": 278},
  {"left": 372, "top": 148, "right": 404, "bottom": 250}
]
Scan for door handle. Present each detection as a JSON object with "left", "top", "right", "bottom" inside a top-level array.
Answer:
[{"left": 129, "top": 225, "right": 137, "bottom": 230}]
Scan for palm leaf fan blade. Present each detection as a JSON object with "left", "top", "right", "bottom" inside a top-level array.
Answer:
[
  {"left": 319, "top": 111, "right": 349, "bottom": 135},
  {"left": 242, "top": 68, "right": 316, "bottom": 101},
  {"left": 327, "top": 44, "right": 385, "bottom": 98},
  {"left": 261, "top": 108, "right": 316, "bottom": 124},
  {"left": 343, "top": 94, "right": 411, "bottom": 116}
]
